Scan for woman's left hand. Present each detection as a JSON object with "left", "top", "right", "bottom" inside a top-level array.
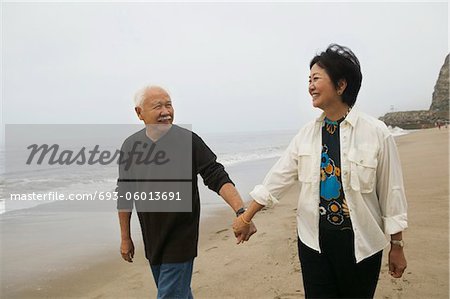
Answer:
[{"left": 388, "top": 246, "right": 407, "bottom": 278}]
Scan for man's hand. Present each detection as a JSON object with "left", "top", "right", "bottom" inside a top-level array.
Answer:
[
  {"left": 121, "top": 238, "right": 135, "bottom": 263},
  {"left": 388, "top": 246, "right": 407, "bottom": 278},
  {"left": 232, "top": 216, "right": 257, "bottom": 244}
]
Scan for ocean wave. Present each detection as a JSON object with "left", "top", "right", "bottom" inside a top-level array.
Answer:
[
  {"left": 217, "top": 146, "right": 285, "bottom": 166},
  {"left": 388, "top": 126, "right": 412, "bottom": 137}
]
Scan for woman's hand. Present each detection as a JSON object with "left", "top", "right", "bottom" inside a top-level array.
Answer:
[
  {"left": 232, "top": 216, "right": 257, "bottom": 244},
  {"left": 388, "top": 245, "right": 407, "bottom": 278}
]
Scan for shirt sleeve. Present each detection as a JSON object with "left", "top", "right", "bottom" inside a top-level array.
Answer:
[
  {"left": 193, "top": 133, "right": 234, "bottom": 194},
  {"left": 376, "top": 134, "right": 408, "bottom": 235},
  {"left": 250, "top": 137, "right": 299, "bottom": 207}
]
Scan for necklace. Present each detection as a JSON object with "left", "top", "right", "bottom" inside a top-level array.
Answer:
[
  {"left": 324, "top": 107, "right": 351, "bottom": 135},
  {"left": 324, "top": 118, "right": 338, "bottom": 134}
]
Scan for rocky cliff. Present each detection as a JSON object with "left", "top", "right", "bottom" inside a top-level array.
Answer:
[{"left": 379, "top": 54, "right": 449, "bottom": 129}]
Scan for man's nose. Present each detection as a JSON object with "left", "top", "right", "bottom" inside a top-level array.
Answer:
[{"left": 161, "top": 106, "right": 170, "bottom": 115}]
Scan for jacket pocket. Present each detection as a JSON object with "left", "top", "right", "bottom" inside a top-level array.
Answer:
[
  {"left": 347, "top": 148, "right": 377, "bottom": 193},
  {"left": 298, "top": 144, "right": 314, "bottom": 183}
]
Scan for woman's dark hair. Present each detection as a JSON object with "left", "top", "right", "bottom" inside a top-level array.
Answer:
[{"left": 310, "top": 44, "right": 362, "bottom": 107}]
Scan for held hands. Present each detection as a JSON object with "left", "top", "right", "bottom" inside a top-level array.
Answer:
[
  {"left": 232, "top": 215, "right": 257, "bottom": 244},
  {"left": 388, "top": 246, "right": 407, "bottom": 278},
  {"left": 120, "top": 238, "right": 135, "bottom": 263}
]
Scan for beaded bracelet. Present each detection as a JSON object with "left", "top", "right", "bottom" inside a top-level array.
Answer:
[{"left": 240, "top": 214, "right": 251, "bottom": 225}]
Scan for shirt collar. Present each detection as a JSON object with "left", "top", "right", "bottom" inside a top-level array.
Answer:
[
  {"left": 344, "top": 108, "right": 358, "bottom": 127},
  {"left": 315, "top": 107, "right": 359, "bottom": 127}
]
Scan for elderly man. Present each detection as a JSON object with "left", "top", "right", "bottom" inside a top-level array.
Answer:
[{"left": 117, "top": 85, "right": 256, "bottom": 298}]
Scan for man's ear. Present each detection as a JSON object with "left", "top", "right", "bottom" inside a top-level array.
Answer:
[{"left": 135, "top": 107, "right": 143, "bottom": 120}]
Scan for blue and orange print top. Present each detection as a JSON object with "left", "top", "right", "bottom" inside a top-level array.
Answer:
[{"left": 319, "top": 117, "right": 353, "bottom": 231}]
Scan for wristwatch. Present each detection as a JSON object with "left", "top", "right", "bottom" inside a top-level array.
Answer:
[
  {"left": 390, "top": 240, "right": 404, "bottom": 248},
  {"left": 235, "top": 207, "right": 246, "bottom": 217}
]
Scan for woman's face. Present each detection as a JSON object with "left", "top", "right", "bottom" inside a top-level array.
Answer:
[{"left": 308, "top": 63, "right": 340, "bottom": 111}]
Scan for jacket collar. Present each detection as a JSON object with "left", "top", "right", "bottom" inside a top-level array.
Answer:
[{"left": 315, "top": 107, "right": 359, "bottom": 127}]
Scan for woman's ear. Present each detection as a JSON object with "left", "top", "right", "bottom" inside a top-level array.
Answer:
[{"left": 337, "top": 79, "right": 347, "bottom": 95}]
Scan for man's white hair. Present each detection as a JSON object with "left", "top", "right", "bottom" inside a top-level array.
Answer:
[{"left": 133, "top": 85, "right": 171, "bottom": 108}]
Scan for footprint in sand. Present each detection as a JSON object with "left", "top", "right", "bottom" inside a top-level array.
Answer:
[
  {"left": 274, "top": 292, "right": 302, "bottom": 299},
  {"left": 209, "top": 228, "right": 229, "bottom": 241},
  {"left": 224, "top": 259, "right": 236, "bottom": 266},
  {"left": 205, "top": 246, "right": 218, "bottom": 252},
  {"left": 257, "top": 232, "right": 267, "bottom": 238}
]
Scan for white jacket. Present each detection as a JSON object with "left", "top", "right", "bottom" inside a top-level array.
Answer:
[{"left": 250, "top": 108, "right": 408, "bottom": 262}]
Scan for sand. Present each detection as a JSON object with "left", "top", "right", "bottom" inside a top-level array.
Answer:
[{"left": 2, "top": 127, "right": 448, "bottom": 298}]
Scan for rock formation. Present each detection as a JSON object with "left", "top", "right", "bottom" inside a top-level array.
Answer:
[{"left": 379, "top": 54, "right": 449, "bottom": 129}]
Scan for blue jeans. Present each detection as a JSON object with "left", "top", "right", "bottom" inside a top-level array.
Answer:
[{"left": 150, "top": 259, "right": 194, "bottom": 299}]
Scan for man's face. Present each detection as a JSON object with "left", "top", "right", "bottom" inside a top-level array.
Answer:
[{"left": 135, "top": 88, "right": 174, "bottom": 125}]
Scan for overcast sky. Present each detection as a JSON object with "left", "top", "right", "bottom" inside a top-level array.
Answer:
[{"left": 2, "top": 1, "right": 448, "bottom": 136}]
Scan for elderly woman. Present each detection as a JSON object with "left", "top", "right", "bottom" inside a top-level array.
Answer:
[{"left": 233, "top": 44, "right": 407, "bottom": 299}]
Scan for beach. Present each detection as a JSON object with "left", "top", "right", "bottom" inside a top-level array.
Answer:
[{"left": 1, "top": 127, "right": 448, "bottom": 298}]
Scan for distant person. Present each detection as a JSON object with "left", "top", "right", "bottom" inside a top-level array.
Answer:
[
  {"left": 233, "top": 44, "right": 408, "bottom": 298},
  {"left": 116, "top": 85, "right": 256, "bottom": 298}
]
